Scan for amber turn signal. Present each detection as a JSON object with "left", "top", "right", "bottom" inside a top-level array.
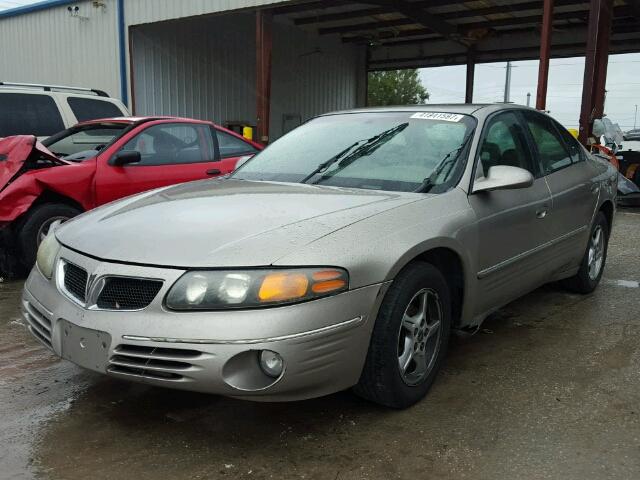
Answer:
[
  {"left": 258, "top": 272, "right": 309, "bottom": 302},
  {"left": 311, "top": 269, "right": 348, "bottom": 294}
]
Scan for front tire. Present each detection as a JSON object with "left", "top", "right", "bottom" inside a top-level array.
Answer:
[
  {"left": 17, "top": 203, "right": 81, "bottom": 268},
  {"left": 561, "top": 211, "right": 609, "bottom": 294},
  {"left": 354, "top": 262, "right": 451, "bottom": 409}
]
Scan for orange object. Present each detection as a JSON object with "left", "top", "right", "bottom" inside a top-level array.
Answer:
[
  {"left": 258, "top": 272, "right": 308, "bottom": 302},
  {"left": 312, "top": 279, "right": 347, "bottom": 294},
  {"left": 311, "top": 270, "right": 343, "bottom": 282}
]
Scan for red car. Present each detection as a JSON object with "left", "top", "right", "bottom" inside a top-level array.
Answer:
[{"left": 0, "top": 116, "right": 262, "bottom": 273}]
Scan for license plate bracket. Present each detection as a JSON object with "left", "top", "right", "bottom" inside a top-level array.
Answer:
[{"left": 59, "top": 319, "right": 111, "bottom": 372}]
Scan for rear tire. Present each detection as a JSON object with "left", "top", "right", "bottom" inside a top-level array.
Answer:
[
  {"left": 17, "top": 203, "right": 81, "bottom": 268},
  {"left": 354, "top": 262, "right": 451, "bottom": 409},
  {"left": 561, "top": 211, "right": 608, "bottom": 294}
]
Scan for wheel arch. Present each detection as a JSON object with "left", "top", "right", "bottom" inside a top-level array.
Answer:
[
  {"left": 387, "top": 241, "right": 470, "bottom": 328},
  {"left": 30, "top": 190, "right": 85, "bottom": 213},
  {"left": 598, "top": 200, "right": 614, "bottom": 238}
]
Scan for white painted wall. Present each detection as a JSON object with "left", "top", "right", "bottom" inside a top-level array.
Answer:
[{"left": 0, "top": 0, "right": 121, "bottom": 99}]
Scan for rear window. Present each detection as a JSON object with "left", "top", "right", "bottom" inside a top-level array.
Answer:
[
  {"left": 0, "top": 93, "right": 65, "bottom": 137},
  {"left": 67, "top": 97, "right": 124, "bottom": 122}
]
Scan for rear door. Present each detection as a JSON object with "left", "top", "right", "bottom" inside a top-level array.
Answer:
[
  {"left": 468, "top": 110, "right": 553, "bottom": 314},
  {"left": 522, "top": 111, "right": 598, "bottom": 270},
  {"left": 95, "top": 121, "right": 222, "bottom": 205}
]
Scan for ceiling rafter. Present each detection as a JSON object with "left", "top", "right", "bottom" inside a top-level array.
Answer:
[
  {"left": 295, "top": 0, "right": 586, "bottom": 26},
  {"left": 357, "top": 0, "right": 462, "bottom": 43}
]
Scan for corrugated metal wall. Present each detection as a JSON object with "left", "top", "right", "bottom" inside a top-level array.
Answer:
[
  {"left": 0, "top": 0, "right": 366, "bottom": 134},
  {"left": 270, "top": 19, "right": 365, "bottom": 138},
  {"left": 125, "top": 0, "right": 287, "bottom": 26},
  {"left": 0, "top": 0, "right": 121, "bottom": 99},
  {"left": 131, "top": 13, "right": 366, "bottom": 138},
  {"left": 131, "top": 13, "right": 257, "bottom": 125}
]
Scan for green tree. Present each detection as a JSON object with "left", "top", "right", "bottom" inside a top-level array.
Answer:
[{"left": 367, "top": 69, "right": 429, "bottom": 106}]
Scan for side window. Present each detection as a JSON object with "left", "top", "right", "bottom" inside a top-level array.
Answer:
[
  {"left": 216, "top": 130, "right": 258, "bottom": 158},
  {"left": 554, "top": 121, "right": 583, "bottom": 164},
  {"left": 479, "top": 112, "right": 534, "bottom": 177},
  {"left": 120, "top": 123, "right": 215, "bottom": 166},
  {"left": 524, "top": 114, "right": 572, "bottom": 174},
  {"left": 67, "top": 97, "right": 124, "bottom": 122},
  {"left": 0, "top": 93, "right": 64, "bottom": 136}
]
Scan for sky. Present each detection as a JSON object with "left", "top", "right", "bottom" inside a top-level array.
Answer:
[
  {"left": 419, "top": 53, "right": 640, "bottom": 131},
  {"left": 1, "top": 1, "right": 638, "bottom": 131}
]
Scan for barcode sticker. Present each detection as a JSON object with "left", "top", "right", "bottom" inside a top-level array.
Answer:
[{"left": 410, "top": 112, "right": 464, "bottom": 122}]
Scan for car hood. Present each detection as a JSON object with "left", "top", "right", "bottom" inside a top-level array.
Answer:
[
  {"left": 56, "top": 179, "right": 422, "bottom": 267},
  {"left": 0, "top": 135, "right": 67, "bottom": 192}
]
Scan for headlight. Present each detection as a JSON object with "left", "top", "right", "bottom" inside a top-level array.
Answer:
[
  {"left": 165, "top": 268, "right": 348, "bottom": 310},
  {"left": 36, "top": 232, "right": 61, "bottom": 279}
]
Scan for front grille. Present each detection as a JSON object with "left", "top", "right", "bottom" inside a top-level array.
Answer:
[
  {"left": 107, "top": 344, "right": 201, "bottom": 381},
  {"left": 96, "top": 277, "right": 163, "bottom": 310},
  {"left": 23, "top": 300, "right": 53, "bottom": 349},
  {"left": 63, "top": 262, "right": 88, "bottom": 302}
]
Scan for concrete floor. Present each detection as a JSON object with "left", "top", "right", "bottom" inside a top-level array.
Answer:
[{"left": 1, "top": 211, "right": 639, "bottom": 480}]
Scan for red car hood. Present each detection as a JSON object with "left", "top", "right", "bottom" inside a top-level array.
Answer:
[{"left": 0, "top": 135, "right": 67, "bottom": 191}]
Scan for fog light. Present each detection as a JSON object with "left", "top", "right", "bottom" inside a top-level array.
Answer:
[{"left": 258, "top": 350, "right": 284, "bottom": 378}]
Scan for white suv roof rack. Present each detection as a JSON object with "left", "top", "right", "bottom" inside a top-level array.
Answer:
[{"left": 0, "top": 81, "right": 109, "bottom": 97}]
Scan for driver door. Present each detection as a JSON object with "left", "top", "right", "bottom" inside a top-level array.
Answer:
[
  {"left": 95, "top": 122, "right": 222, "bottom": 205},
  {"left": 468, "top": 111, "right": 553, "bottom": 315}
]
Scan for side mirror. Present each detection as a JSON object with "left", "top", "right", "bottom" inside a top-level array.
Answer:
[
  {"left": 110, "top": 150, "right": 141, "bottom": 166},
  {"left": 473, "top": 165, "right": 534, "bottom": 193}
]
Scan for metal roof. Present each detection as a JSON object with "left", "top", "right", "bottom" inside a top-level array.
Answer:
[
  {"left": 0, "top": 0, "right": 79, "bottom": 19},
  {"left": 273, "top": 0, "right": 640, "bottom": 68},
  {"left": 2, "top": 0, "right": 639, "bottom": 69}
]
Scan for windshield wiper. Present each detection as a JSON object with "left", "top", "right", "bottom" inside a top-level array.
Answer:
[
  {"left": 416, "top": 130, "right": 475, "bottom": 193},
  {"left": 299, "top": 139, "right": 368, "bottom": 184},
  {"left": 301, "top": 122, "right": 409, "bottom": 184}
]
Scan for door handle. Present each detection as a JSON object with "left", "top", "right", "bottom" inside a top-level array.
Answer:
[
  {"left": 536, "top": 208, "right": 548, "bottom": 219},
  {"left": 206, "top": 168, "right": 221, "bottom": 176}
]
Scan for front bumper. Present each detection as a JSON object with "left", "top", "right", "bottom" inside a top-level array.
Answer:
[{"left": 22, "top": 247, "right": 386, "bottom": 401}]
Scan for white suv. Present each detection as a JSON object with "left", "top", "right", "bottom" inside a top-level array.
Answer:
[{"left": 0, "top": 82, "right": 129, "bottom": 140}]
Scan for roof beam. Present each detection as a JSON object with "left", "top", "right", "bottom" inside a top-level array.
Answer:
[
  {"left": 296, "top": 0, "right": 585, "bottom": 26},
  {"left": 325, "top": 7, "right": 592, "bottom": 38},
  {"left": 270, "top": 0, "right": 349, "bottom": 15},
  {"left": 367, "top": 36, "right": 640, "bottom": 69},
  {"left": 358, "top": 0, "right": 461, "bottom": 41}
]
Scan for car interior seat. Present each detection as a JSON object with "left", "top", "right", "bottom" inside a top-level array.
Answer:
[
  {"left": 480, "top": 141, "right": 501, "bottom": 175},
  {"left": 500, "top": 148, "right": 522, "bottom": 168}
]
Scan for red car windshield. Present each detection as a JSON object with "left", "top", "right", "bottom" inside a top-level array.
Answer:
[{"left": 43, "top": 123, "right": 130, "bottom": 161}]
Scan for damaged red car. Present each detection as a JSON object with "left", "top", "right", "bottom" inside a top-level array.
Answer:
[{"left": 0, "top": 116, "right": 261, "bottom": 273}]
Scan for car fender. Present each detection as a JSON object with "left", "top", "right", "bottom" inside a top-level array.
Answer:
[{"left": 0, "top": 161, "right": 96, "bottom": 223}]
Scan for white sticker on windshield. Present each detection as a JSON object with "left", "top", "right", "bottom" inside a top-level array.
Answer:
[{"left": 411, "top": 112, "right": 464, "bottom": 122}]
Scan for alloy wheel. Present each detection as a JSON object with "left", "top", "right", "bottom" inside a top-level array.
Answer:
[
  {"left": 587, "top": 225, "right": 605, "bottom": 280},
  {"left": 397, "top": 288, "right": 443, "bottom": 386}
]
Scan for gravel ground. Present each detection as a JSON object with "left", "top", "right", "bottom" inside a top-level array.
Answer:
[{"left": 1, "top": 211, "right": 639, "bottom": 480}]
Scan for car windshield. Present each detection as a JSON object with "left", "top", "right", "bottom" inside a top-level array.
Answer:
[
  {"left": 233, "top": 112, "right": 476, "bottom": 192},
  {"left": 43, "top": 123, "right": 129, "bottom": 161}
]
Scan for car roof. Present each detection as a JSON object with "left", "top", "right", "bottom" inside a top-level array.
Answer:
[
  {"left": 75, "top": 116, "right": 214, "bottom": 127},
  {"left": 320, "top": 103, "right": 537, "bottom": 118},
  {"left": 0, "top": 85, "right": 110, "bottom": 98}
]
